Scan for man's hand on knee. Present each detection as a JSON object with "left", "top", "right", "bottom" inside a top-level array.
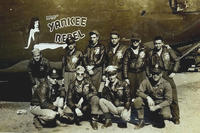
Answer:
[{"left": 147, "top": 96, "right": 155, "bottom": 107}]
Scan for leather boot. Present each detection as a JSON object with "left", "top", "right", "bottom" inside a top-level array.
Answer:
[
  {"left": 102, "top": 113, "right": 112, "bottom": 128},
  {"left": 74, "top": 116, "right": 81, "bottom": 126},
  {"left": 152, "top": 116, "right": 165, "bottom": 128},
  {"left": 33, "top": 116, "right": 43, "bottom": 130},
  {"left": 102, "top": 119, "right": 112, "bottom": 128},
  {"left": 171, "top": 118, "right": 180, "bottom": 125},
  {"left": 91, "top": 119, "right": 98, "bottom": 130},
  {"left": 134, "top": 119, "right": 145, "bottom": 129},
  {"left": 56, "top": 116, "right": 67, "bottom": 127},
  {"left": 118, "top": 121, "right": 127, "bottom": 128}
]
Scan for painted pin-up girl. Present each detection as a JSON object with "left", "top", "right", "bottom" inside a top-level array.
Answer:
[
  {"left": 25, "top": 17, "right": 68, "bottom": 51},
  {"left": 24, "top": 17, "right": 40, "bottom": 49}
]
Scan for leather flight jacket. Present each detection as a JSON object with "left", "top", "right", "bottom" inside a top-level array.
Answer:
[
  {"left": 102, "top": 79, "right": 131, "bottom": 109},
  {"left": 62, "top": 50, "right": 83, "bottom": 72},
  {"left": 148, "top": 46, "right": 179, "bottom": 74},
  {"left": 31, "top": 81, "right": 58, "bottom": 111},
  {"left": 47, "top": 80, "right": 66, "bottom": 102},
  {"left": 106, "top": 44, "right": 128, "bottom": 71},
  {"left": 83, "top": 43, "right": 106, "bottom": 68},
  {"left": 27, "top": 57, "right": 50, "bottom": 85},
  {"left": 67, "top": 78, "right": 97, "bottom": 110},
  {"left": 123, "top": 45, "right": 147, "bottom": 79}
]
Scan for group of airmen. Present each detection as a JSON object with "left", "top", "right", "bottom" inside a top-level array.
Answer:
[{"left": 28, "top": 30, "right": 180, "bottom": 130}]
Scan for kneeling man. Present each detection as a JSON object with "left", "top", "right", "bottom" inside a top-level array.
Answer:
[
  {"left": 134, "top": 64, "right": 172, "bottom": 129},
  {"left": 99, "top": 65, "right": 131, "bottom": 128},
  {"left": 30, "top": 68, "right": 66, "bottom": 129},
  {"left": 67, "top": 65, "right": 102, "bottom": 130}
]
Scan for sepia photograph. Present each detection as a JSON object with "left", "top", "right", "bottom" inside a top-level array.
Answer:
[{"left": 0, "top": 0, "right": 200, "bottom": 133}]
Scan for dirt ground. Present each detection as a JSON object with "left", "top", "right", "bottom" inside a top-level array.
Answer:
[{"left": 0, "top": 73, "right": 200, "bottom": 133}]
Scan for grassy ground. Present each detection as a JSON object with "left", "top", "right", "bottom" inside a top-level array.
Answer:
[{"left": 0, "top": 73, "right": 200, "bottom": 133}]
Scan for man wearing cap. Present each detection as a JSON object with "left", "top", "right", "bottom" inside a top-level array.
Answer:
[
  {"left": 62, "top": 37, "right": 83, "bottom": 96},
  {"left": 67, "top": 65, "right": 102, "bottom": 130},
  {"left": 134, "top": 65, "right": 172, "bottom": 129},
  {"left": 47, "top": 68, "right": 65, "bottom": 111},
  {"left": 30, "top": 80, "right": 59, "bottom": 129},
  {"left": 123, "top": 33, "right": 147, "bottom": 99},
  {"left": 83, "top": 30, "right": 106, "bottom": 91},
  {"left": 147, "top": 36, "right": 180, "bottom": 124},
  {"left": 47, "top": 68, "right": 74, "bottom": 123},
  {"left": 99, "top": 65, "right": 131, "bottom": 128},
  {"left": 30, "top": 68, "right": 70, "bottom": 129},
  {"left": 106, "top": 30, "right": 128, "bottom": 80},
  {"left": 28, "top": 48, "right": 50, "bottom": 96}
]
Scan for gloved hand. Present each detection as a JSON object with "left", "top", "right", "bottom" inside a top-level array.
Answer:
[
  {"left": 86, "top": 65, "right": 94, "bottom": 75},
  {"left": 149, "top": 105, "right": 161, "bottom": 112},
  {"left": 75, "top": 97, "right": 84, "bottom": 109},
  {"left": 58, "top": 107, "right": 64, "bottom": 116},
  {"left": 121, "top": 108, "right": 131, "bottom": 121},
  {"left": 102, "top": 75, "right": 107, "bottom": 82},
  {"left": 75, "top": 108, "right": 83, "bottom": 117},
  {"left": 105, "top": 78, "right": 110, "bottom": 87},
  {"left": 125, "top": 79, "right": 130, "bottom": 85},
  {"left": 165, "top": 44, "right": 171, "bottom": 49},
  {"left": 147, "top": 96, "right": 155, "bottom": 107},
  {"left": 57, "top": 97, "right": 64, "bottom": 108},
  {"left": 169, "top": 73, "right": 175, "bottom": 78}
]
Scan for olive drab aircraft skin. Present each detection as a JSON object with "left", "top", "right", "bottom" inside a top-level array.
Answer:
[{"left": 0, "top": 0, "right": 200, "bottom": 73}]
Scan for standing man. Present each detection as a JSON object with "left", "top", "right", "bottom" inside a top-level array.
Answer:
[
  {"left": 83, "top": 30, "right": 106, "bottom": 91},
  {"left": 27, "top": 48, "right": 50, "bottom": 95},
  {"left": 123, "top": 33, "right": 147, "bottom": 99},
  {"left": 106, "top": 30, "right": 128, "bottom": 80},
  {"left": 67, "top": 66, "right": 102, "bottom": 130},
  {"left": 99, "top": 65, "right": 131, "bottom": 128},
  {"left": 147, "top": 36, "right": 180, "bottom": 124},
  {"left": 134, "top": 65, "right": 172, "bottom": 129},
  {"left": 62, "top": 37, "right": 83, "bottom": 95}
]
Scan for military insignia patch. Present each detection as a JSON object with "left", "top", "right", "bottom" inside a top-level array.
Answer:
[
  {"left": 139, "top": 51, "right": 145, "bottom": 58},
  {"left": 116, "top": 50, "right": 123, "bottom": 59},
  {"left": 164, "top": 53, "right": 170, "bottom": 60},
  {"left": 72, "top": 56, "right": 78, "bottom": 63},
  {"left": 94, "top": 47, "right": 100, "bottom": 54}
]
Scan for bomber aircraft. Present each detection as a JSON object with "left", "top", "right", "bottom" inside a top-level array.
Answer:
[{"left": 0, "top": 0, "right": 200, "bottom": 100}]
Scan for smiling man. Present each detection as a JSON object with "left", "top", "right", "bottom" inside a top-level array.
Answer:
[
  {"left": 123, "top": 33, "right": 147, "bottom": 99},
  {"left": 106, "top": 30, "right": 128, "bottom": 80},
  {"left": 27, "top": 48, "right": 50, "bottom": 94},
  {"left": 67, "top": 66, "right": 102, "bottom": 130},
  {"left": 62, "top": 37, "right": 83, "bottom": 96},
  {"left": 147, "top": 36, "right": 180, "bottom": 125},
  {"left": 83, "top": 30, "right": 106, "bottom": 91},
  {"left": 99, "top": 65, "right": 131, "bottom": 128},
  {"left": 134, "top": 64, "right": 172, "bottom": 129}
]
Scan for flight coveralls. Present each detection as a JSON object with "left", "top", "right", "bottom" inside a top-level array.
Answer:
[
  {"left": 135, "top": 78, "right": 172, "bottom": 120},
  {"left": 83, "top": 43, "right": 106, "bottom": 90},
  {"left": 62, "top": 50, "right": 83, "bottom": 95},
  {"left": 123, "top": 45, "right": 147, "bottom": 98},
  {"left": 147, "top": 46, "right": 180, "bottom": 121}
]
